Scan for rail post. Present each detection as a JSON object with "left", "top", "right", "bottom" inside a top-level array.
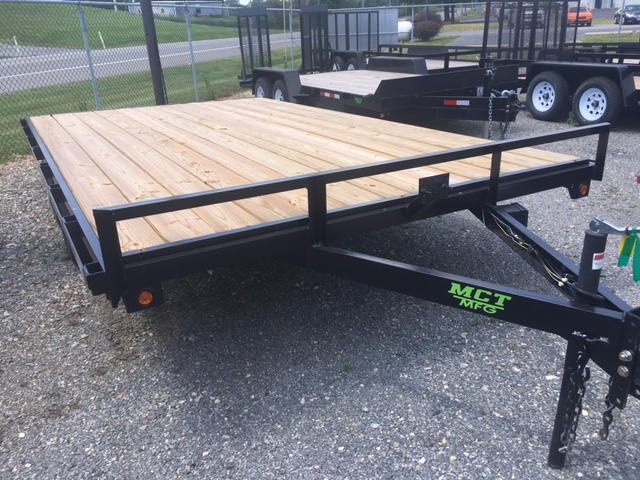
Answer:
[{"left": 547, "top": 228, "right": 607, "bottom": 469}]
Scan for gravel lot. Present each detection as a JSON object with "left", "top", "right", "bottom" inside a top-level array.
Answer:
[{"left": 2, "top": 106, "right": 640, "bottom": 479}]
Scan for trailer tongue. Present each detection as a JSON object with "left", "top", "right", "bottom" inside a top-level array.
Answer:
[{"left": 22, "top": 97, "right": 640, "bottom": 468}]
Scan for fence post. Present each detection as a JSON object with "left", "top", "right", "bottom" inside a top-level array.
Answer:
[
  {"left": 289, "top": 5, "right": 295, "bottom": 66},
  {"left": 77, "top": 1, "right": 102, "bottom": 110},
  {"left": 185, "top": 0, "right": 201, "bottom": 102},
  {"left": 141, "top": 0, "right": 168, "bottom": 105}
]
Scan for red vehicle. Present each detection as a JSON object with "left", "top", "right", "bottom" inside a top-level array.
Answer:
[{"left": 567, "top": 5, "right": 592, "bottom": 26}]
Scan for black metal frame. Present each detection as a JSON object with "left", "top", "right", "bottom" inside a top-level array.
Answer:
[
  {"left": 300, "top": 4, "right": 332, "bottom": 73},
  {"left": 23, "top": 115, "right": 607, "bottom": 309},
  {"left": 237, "top": 8, "right": 272, "bottom": 87},
  {"left": 24, "top": 113, "right": 640, "bottom": 467}
]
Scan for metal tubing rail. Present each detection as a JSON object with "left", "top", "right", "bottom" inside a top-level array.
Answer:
[
  {"left": 308, "top": 245, "right": 626, "bottom": 343},
  {"left": 87, "top": 124, "right": 609, "bottom": 307},
  {"left": 484, "top": 205, "right": 631, "bottom": 313}
]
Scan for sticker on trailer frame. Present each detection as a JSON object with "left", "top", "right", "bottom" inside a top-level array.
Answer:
[
  {"left": 448, "top": 282, "right": 512, "bottom": 314},
  {"left": 320, "top": 91, "right": 341, "bottom": 99},
  {"left": 592, "top": 252, "right": 605, "bottom": 270}
]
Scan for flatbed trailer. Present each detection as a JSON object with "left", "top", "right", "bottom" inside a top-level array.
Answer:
[
  {"left": 240, "top": 6, "right": 522, "bottom": 137},
  {"left": 479, "top": 0, "right": 640, "bottom": 125},
  {"left": 253, "top": 57, "right": 520, "bottom": 133},
  {"left": 21, "top": 97, "right": 640, "bottom": 469}
]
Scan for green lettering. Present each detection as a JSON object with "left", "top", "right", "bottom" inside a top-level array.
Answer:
[
  {"left": 493, "top": 293, "right": 512, "bottom": 307},
  {"left": 449, "top": 283, "right": 474, "bottom": 298},
  {"left": 473, "top": 289, "right": 492, "bottom": 303}
]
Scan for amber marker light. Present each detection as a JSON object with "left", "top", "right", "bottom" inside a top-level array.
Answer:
[
  {"left": 137, "top": 290, "right": 155, "bottom": 307},
  {"left": 579, "top": 183, "right": 589, "bottom": 196}
]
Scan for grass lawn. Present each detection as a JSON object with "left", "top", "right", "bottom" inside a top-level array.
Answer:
[
  {"left": 1, "top": 47, "right": 299, "bottom": 163},
  {"left": 0, "top": 3, "right": 238, "bottom": 50}
]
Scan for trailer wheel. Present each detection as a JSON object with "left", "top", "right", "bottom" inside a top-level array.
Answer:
[
  {"left": 332, "top": 57, "right": 346, "bottom": 71},
  {"left": 346, "top": 58, "right": 359, "bottom": 70},
  {"left": 255, "top": 77, "right": 273, "bottom": 99},
  {"left": 273, "top": 79, "right": 289, "bottom": 102},
  {"left": 526, "top": 72, "right": 569, "bottom": 121},
  {"left": 572, "top": 76, "right": 623, "bottom": 125}
]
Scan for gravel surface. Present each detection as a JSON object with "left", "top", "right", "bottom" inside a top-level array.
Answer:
[{"left": 2, "top": 107, "right": 640, "bottom": 479}]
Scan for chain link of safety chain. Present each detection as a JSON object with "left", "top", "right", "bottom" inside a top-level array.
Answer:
[
  {"left": 488, "top": 93, "right": 494, "bottom": 140},
  {"left": 600, "top": 378, "right": 616, "bottom": 440},
  {"left": 558, "top": 344, "right": 590, "bottom": 454}
]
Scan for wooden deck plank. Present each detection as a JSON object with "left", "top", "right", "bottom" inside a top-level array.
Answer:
[
  {"left": 206, "top": 101, "right": 480, "bottom": 184},
  {"left": 167, "top": 103, "right": 419, "bottom": 197},
  {"left": 299, "top": 70, "right": 419, "bottom": 96},
  {"left": 31, "top": 115, "right": 165, "bottom": 251},
  {"left": 297, "top": 61, "right": 478, "bottom": 96},
  {"left": 29, "top": 97, "right": 583, "bottom": 254},
  {"left": 133, "top": 106, "right": 387, "bottom": 207},
  {"left": 52, "top": 113, "right": 231, "bottom": 247},
  {"left": 214, "top": 100, "right": 576, "bottom": 182},
  {"left": 92, "top": 109, "right": 309, "bottom": 224},
  {"left": 75, "top": 111, "right": 274, "bottom": 232},
  {"left": 235, "top": 99, "right": 576, "bottom": 167}
]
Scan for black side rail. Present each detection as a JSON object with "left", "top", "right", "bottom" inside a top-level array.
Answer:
[{"left": 88, "top": 124, "right": 608, "bottom": 310}]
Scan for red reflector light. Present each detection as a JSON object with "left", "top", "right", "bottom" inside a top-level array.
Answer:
[{"left": 443, "top": 100, "right": 470, "bottom": 106}]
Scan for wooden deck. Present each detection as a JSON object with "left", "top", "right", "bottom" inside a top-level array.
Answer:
[
  {"left": 29, "top": 98, "right": 578, "bottom": 253},
  {"left": 300, "top": 70, "right": 420, "bottom": 96},
  {"left": 298, "top": 60, "right": 475, "bottom": 96}
]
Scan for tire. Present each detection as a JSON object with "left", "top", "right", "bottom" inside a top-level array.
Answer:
[
  {"left": 272, "top": 79, "right": 289, "bottom": 102},
  {"left": 587, "top": 22, "right": 592, "bottom": 27},
  {"left": 572, "top": 76, "right": 623, "bottom": 125},
  {"left": 526, "top": 71, "right": 570, "bottom": 121},
  {"left": 254, "top": 77, "right": 273, "bottom": 99},
  {"left": 346, "top": 58, "right": 359, "bottom": 71},
  {"left": 332, "top": 57, "right": 346, "bottom": 71}
]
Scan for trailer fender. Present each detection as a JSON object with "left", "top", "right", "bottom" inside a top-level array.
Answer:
[
  {"left": 367, "top": 56, "right": 428, "bottom": 74},
  {"left": 332, "top": 50, "right": 367, "bottom": 70},
  {"left": 252, "top": 68, "right": 302, "bottom": 103}
]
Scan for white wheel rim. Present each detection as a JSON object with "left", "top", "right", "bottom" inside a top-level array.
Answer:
[
  {"left": 256, "top": 85, "right": 266, "bottom": 98},
  {"left": 531, "top": 81, "right": 556, "bottom": 112},
  {"left": 347, "top": 63, "right": 356, "bottom": 71},
  {"left": 274, "top": 89, "right": 285, "bottom": 101},
  {"left": 577, "top": 87, "right": 607, "bottom": 122}
]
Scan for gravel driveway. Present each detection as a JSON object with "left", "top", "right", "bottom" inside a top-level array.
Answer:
[{"left": 2, "top": 107, "right": 640, "bottom": 479}]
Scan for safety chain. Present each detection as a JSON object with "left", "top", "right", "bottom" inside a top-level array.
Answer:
[
  {"left": 488, "top": 93, "right": 494, "bottom": 140},
  {"left": 558, "top": 344, "right": 591, "bottom": 454},
  {"left": 499, "top": 119, "right": 513, "bottom": 140},
  {"left": 599, "top": 378, "right": 616, "bottom": 440}
]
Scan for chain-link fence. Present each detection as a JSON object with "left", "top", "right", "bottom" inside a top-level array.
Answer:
[
  {"left": 0, "top": 0, "right": 302, "bottom": 161},
  {"left": 5, "top": 1, "right": 591, "bottom": 162}
]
